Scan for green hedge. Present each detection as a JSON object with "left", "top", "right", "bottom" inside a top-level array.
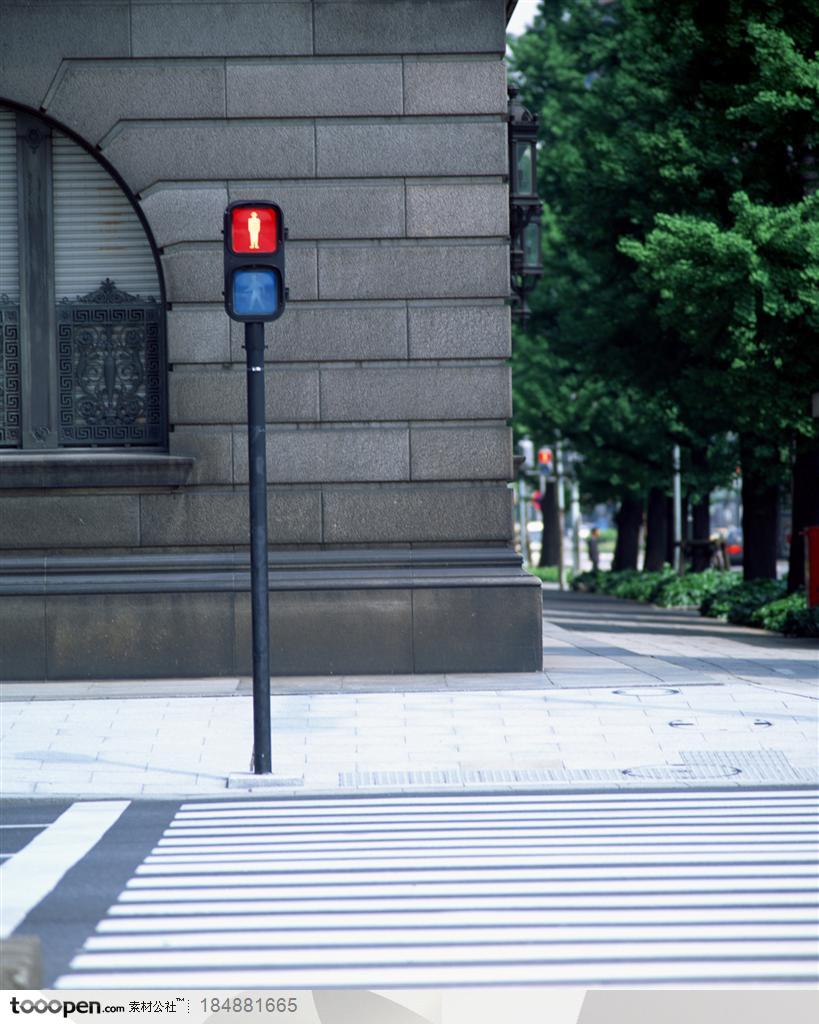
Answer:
[
  {"left": 571, "top": 567, "right": 817, "bottom": 637},
  {"left": 750, "top": 591, "right": 819, "bottom": 637},
  {"left": 705, "top": 578, "right": 787, "bottom": 625},
  {"left": 572, "top": 567, "right": 738, "bottom": 607},
  {"left": 525, "top": 565, "right": 562, "bottom": 583},
  {"left": 653, "top": 569, "right": 741, "bottom": 608},
  {"left": 572, "top": 568, "right": 667, "bottom": 601}
]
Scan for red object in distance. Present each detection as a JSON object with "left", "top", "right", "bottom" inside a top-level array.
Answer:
[
  {"left": 804, "top": 525, "right": 819, "bottom": 608},
  {"left": 230, "top": 206, "right": 278, "bottom": 254}
]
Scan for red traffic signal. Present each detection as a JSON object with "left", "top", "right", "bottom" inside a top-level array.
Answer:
[
  {"left": 537, "top": 446, "right": 553, "bottom": 468},
  {"left": 230, "top": 206, "right": 279, "bottom": 254},
  {"left": 224, "top": 201, "right": 286, "bottom": 323}
]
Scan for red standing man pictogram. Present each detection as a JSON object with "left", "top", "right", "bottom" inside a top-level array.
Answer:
[
  {"left": 230, "top": 206, "right": 278, "bottom": 254},
  {"left": 248, "top": 211, "right": 261, "bottom": 249}
]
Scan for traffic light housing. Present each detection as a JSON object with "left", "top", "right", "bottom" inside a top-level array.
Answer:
[
  {"left": 537, "top": 446, "right": 553, "bottom": 472},
  {"left": 223, "top": 201, "right": 286, "bottom": 322},
  {"left": 518, "top": 438, "right": 535, "bottom": 471}
]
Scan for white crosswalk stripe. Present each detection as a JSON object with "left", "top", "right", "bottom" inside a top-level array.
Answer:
[{"left": 56, "top": 789, "right": 819, "bottom": 989}]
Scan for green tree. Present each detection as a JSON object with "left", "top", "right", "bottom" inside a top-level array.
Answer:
[
  {"left": 510, "top": 0, "right": 819, "bottom": 580},
  {"left": 621, "top": 191, "right": 819, "bottom": 578}
]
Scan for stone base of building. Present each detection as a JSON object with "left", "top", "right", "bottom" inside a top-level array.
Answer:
[{"left": 0, "top": 547, "right": 542, "bottom": 681}]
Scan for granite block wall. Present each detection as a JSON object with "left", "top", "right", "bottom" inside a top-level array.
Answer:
[
  {"left": 0, "top": 1, "right": 542, "bottom": 676},
  {"left": 2, "top": 0, "right": 512, "bottom": 551}
]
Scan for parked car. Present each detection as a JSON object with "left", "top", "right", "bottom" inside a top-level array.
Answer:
[{"left": 725, "top": 527, "right": 744, "bottom": 565}]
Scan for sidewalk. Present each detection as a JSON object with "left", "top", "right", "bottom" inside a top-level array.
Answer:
[{"left": 1, "top": 588, "right": 816, "bottom": 799}]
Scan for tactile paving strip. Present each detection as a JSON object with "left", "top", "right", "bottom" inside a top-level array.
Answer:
[{"left": 341, "top": 750, "right": 808, "bottom": 788}]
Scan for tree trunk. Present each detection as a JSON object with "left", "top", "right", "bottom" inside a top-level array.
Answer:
[
  {"left": 680, "top": 494, "right": 690, "bottom": 571},
  {"left": 538, "top": 481, "right": 561, "bottom": 568},
  {"left": 787, "top": 441, "right": 819, "bottom": 592},
  {"left": 612, "top": 495, "right": 643, "bottom": 571},
  {"left": 690, "top": 447, "right": 711, "bottom": 573},
  {"left": 691, "top": 498, "right": 711, "bottom": 571},
  {"left": 644, "top": 487, "right": 668, "bottom": 571},
  {"left": 740, "top": 435, "right": 779, "bottom": 581},
  {"left": 665, "top": 495, "right": 676, "bottom": 566}
]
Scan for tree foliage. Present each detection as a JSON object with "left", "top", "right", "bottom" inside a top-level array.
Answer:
[{"left": 509, "top": 0, "right": 819, "bottom": 576}]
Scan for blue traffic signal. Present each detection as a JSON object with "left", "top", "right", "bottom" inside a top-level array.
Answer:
[{"left": 231, "top": 268, "right": 280, "bottom": 317}]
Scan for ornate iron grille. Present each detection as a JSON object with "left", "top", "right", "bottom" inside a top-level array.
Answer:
[
  {"left": 57, "top": 279, "right": 164, "bottom": 446},
  {"left": 0, "top": 297, "right": 21, "bottom": 448}
]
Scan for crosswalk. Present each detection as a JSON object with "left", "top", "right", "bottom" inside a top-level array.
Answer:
[
  {"left": 56, "top": 789, "right": 819, "bottom": 988},
  {"left": 1, "top": 802, "right": 129, "bottom": 939}
]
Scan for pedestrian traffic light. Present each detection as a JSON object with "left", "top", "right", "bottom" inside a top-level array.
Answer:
[
  {"left": 538, "top": 446, "right": 553, "bottom": 471},
  {"left": 223, "top": 201, "right": 285, "bottom": 322}
]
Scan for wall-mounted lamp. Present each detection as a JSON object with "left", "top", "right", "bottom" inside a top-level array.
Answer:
[{"left": 508, "top": 85, "right": 543, "bottom": 322}]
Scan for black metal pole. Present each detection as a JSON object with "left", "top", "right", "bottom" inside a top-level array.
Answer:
[{"left": 244, "top": 320, "right": 271, "bottom": 774}]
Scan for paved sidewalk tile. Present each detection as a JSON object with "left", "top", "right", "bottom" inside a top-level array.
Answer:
[{"left": 2, "top": 678, "right": 815, "bottom": 796}]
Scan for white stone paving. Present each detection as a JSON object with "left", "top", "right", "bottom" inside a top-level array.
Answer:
[{"left": 0, "top": 676, "right": 815, "bottom": 796}]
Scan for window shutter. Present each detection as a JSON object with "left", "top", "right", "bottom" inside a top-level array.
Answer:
[
  {"left": 52, "top": 131, "right": 165, "bottom": 447},
  {"left": 0, "top": 109, "right": 18, "bottom": 300},
  {"left": 52, "top": 132, "right": 159, "bottom": 301},
  {"left": 0, "top": 109, "right": 20, "bottom": 446}
]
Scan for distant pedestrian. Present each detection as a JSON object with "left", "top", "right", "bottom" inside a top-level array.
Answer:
[{"left": 588, "top": 527, "right": 600, "bottom": 571}]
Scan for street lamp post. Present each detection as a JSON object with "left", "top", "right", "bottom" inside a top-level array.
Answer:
[
  {"left": 556, "top": 439, "right": 566, "bottom": 591},
  {"left": 673, "top": 444, "right": 683, "bottom": 573}
]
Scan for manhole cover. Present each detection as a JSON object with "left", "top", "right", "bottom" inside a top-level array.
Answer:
[{"left": 623, "top": 763, "right": 742, "bottom": 780}]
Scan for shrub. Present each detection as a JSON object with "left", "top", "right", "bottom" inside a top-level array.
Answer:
[
  {"left": 701, "top": 578, "right": 786, "bottom": 623},
  {"left": 653, "top": 568, "right": 739, "bottom": 608},
  {"left": 750, "top": 591, "right": 819, "bottom": 637},
  {"left": 605, "top": 569, "right": 668, "bottom": 601},
  {"left": 570, "top": 568, "right": 667, "bottom": 599},
  {"left": 570, "top": 567, "right": 814, "bottom": 636},
  {"left": 571, "top": 570, "right": 604, "bottom": 592},
  {"left": 571, "top": 567, "right": 740, "bottom": 607},
  {"left": 700, "top": 580, "right": 744, "bottom": 618},
  {"left": 526, "top": 565, "right": 561, "bottom": 583},
  {"left": 781, "top": 605, "right": 819, "bottom": 638},
  {"left": 724, "top": 579, "right": 787, "bottom": 625}
]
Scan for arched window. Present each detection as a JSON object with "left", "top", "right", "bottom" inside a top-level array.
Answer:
[{"left": 0, "top": 105, "right": 165, "bottom": 450}]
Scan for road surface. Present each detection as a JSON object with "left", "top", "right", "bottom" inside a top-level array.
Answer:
[{"left": 2, "top": 789, "right": 818, "bottom": 988}]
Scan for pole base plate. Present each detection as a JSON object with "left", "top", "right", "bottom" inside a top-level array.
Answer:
[{"left": 227, "top": 772, "right": 304, "bottom": 789}]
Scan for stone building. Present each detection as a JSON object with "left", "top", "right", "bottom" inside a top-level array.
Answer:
[{"left": 0, "top": 0, "right": 542, "bottom": 681}]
